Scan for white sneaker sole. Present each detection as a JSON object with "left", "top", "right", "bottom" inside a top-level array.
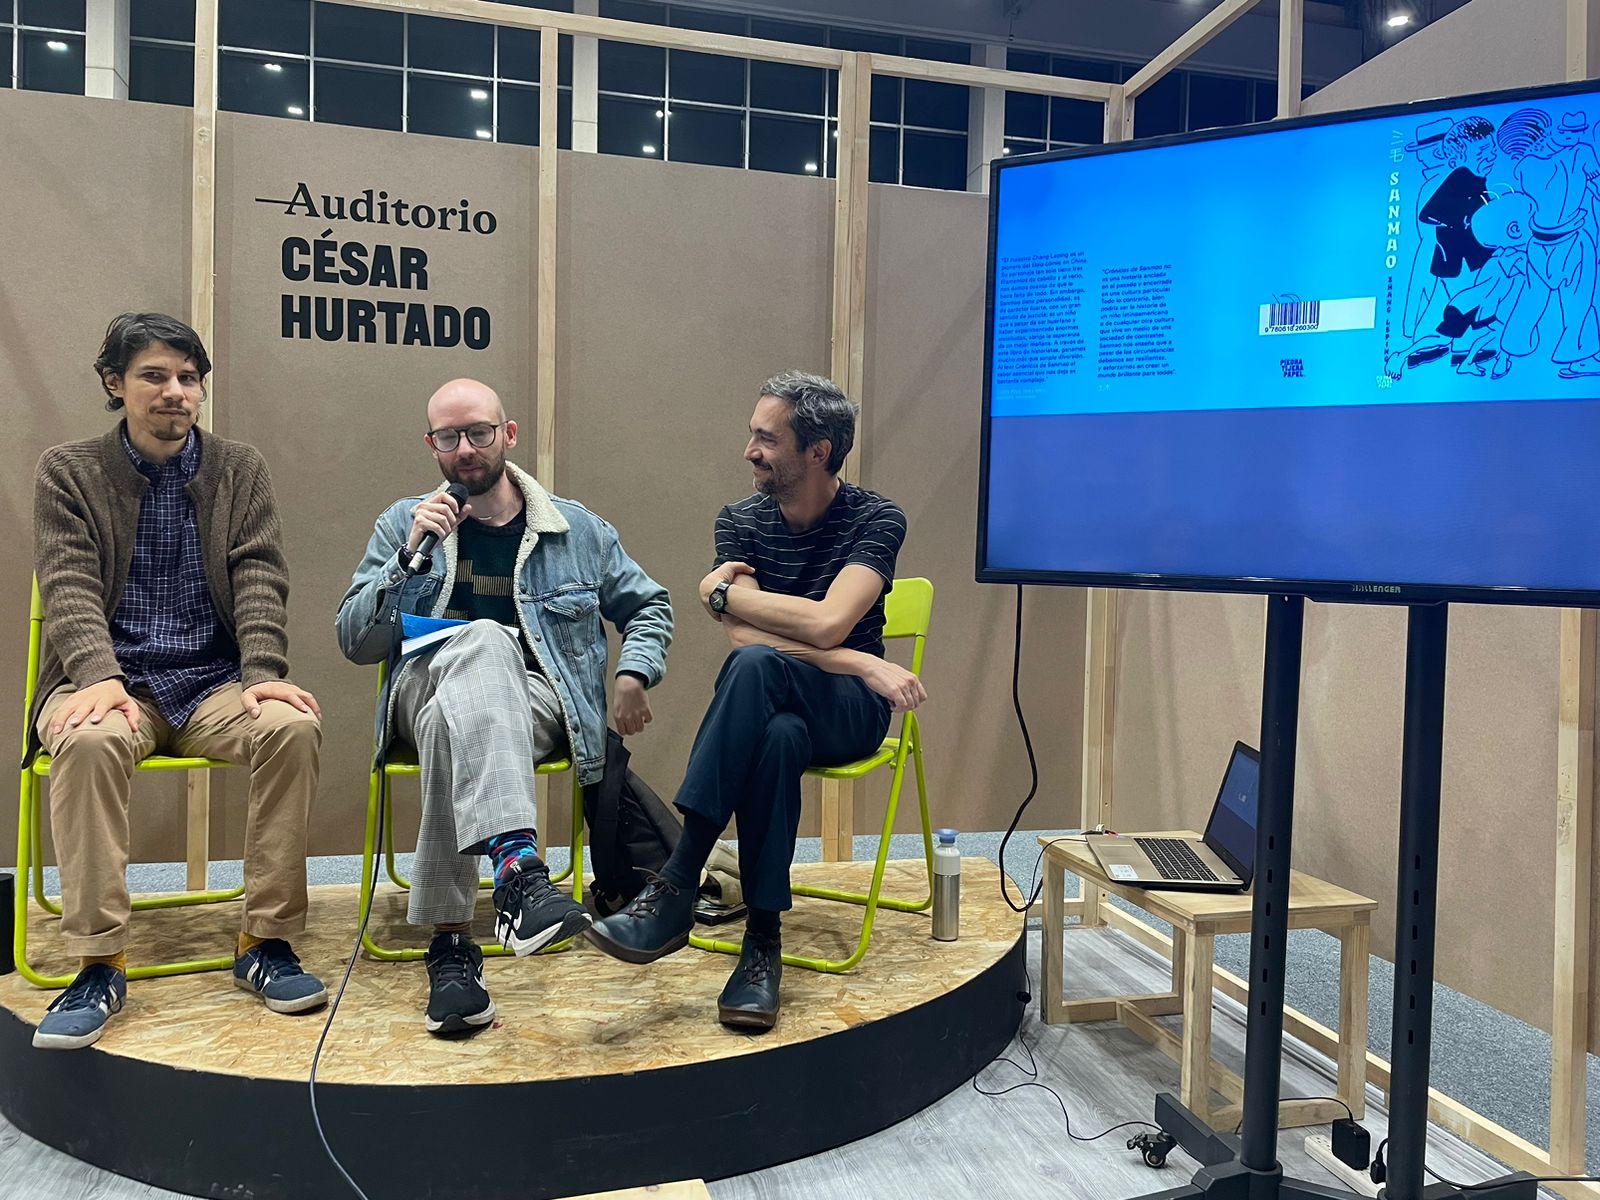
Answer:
[
  {"left": 425, "top": 998, "right": 497, "bottom": 1035},
  {"left": 497, "top": 909, "right": 593, "bottom": 957},
  {"left": 32, "top": 1024, "right": 108, "bottom": 1051},
  {"left": 234, "top": 976, "right": 329, "bottom": 1014}
]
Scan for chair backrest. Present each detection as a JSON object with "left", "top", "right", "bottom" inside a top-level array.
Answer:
[
  {"left": 881, "top": 577, "right": 933, "bottom": 677},
  {"left": 21, "top": 576, "right": 44, "bottom": 758}
]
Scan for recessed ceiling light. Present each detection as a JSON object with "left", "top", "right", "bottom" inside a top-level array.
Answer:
[
  {"left": 655, "top": 108, "right": 664, "bottom": 118},
  {"left": 475, "top": 128, "right": 492, "bottom": 139},
  {"left": 1002, "top": 146, "right": 1012, "bottom": 155},
  {"left": 804, "top": 161, "right": 818, "bottom": 172},
  {"left": 470, "top": 88, "right": 488, "bottom": 101},
  {"left": 263, "top": 62, "right": 283, "bottom": 72},
  {"left": 642, "top": 143, "right": 656, "bottom": 154},
  {"left": 46, "top": 40, "right": 68, "bottom": 51},
  {"left": 287, "top": 104, "right": 305, "bottom": 116},
  {"left": 1386, "top": 12, "right": 1412, "bottom": 27}
]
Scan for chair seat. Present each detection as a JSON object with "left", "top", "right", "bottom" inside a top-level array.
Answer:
[
  {"left": 384, "top": 748, "right": 573, "bottom": 777},
  {"left": 807, "top": 737, "right": 900, "bottom": 780},
  {"left": 32, "top": 753, "right": 227, "bottom": 776}
]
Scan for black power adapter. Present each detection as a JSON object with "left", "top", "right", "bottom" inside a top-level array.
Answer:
[{"left": 1332, "top": 1118, "right": 1371, "bottom": 1171}]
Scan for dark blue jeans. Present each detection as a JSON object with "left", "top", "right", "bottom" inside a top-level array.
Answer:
[{"left": 675, "top": 645, "right": 891, "bottom": 912}]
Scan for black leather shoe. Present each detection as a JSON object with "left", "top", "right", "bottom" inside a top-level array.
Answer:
[
  {"left": 717, "top": 934, "right": 782, "bottom": 1030},
  {"left": 585, "top": 873, "right": 696, "bottom": 964}
]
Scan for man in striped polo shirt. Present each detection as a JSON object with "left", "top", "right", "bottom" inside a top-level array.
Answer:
[{"left": 589, "top": 371, "right": 926, "bottom": 1030}]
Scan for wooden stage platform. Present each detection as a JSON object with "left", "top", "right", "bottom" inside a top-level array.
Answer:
[{"left": 0, "top": 858, "right": 1025, "bottom": 1200}]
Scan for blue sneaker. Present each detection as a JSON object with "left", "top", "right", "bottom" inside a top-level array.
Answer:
[
  {"left": 33, "top": 962, "right": 127, "bottom": 1050},
  {"left": 234, "top": 938, "right": 328, "bottom": 1014}
]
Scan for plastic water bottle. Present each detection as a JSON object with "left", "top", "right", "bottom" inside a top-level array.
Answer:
[{"left": 932, "top": 828, "right": 960, "bottom": 942}]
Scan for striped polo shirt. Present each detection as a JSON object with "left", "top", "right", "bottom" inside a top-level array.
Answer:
[{"left": 713, "top": 483, "right": 906, "bottom": 657}]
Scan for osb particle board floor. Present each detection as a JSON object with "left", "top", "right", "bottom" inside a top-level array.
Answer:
[{"left": 0, "top": 858, "right": 1019, "bottom": 1086}]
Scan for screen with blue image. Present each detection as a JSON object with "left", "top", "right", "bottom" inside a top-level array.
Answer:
[
  {"left": 982, "top": 83, "right": 1600, "bottom": 601},
  {"left": 1205, "top": 747, "right": 1259, "bottom": 875}
]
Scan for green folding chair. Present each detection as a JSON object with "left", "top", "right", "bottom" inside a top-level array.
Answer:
[
  {"left": 358, "top": 660, "right": 586, "bottom": 962},
  {"left": 14, "top": 578, "right": 243, "bottom": 989},
  {"left": 690, "top": 576, "right": 936, "bottom": 974}
]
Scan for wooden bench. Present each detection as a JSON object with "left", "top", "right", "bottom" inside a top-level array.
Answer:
[{"left": 1038, "top": 832, "right": 1376, "bottom": 1132}]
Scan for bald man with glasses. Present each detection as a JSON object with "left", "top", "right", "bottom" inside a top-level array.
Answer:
[{"left": 336, "top": 378, "right": 672, "bottom": 1036}]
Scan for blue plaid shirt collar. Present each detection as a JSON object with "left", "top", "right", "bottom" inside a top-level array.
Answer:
[{"left": 120, "top": 423, "right": 200, "bottom": 483}]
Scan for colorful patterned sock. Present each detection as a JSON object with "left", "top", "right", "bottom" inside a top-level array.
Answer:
[{"left": 486, "top": 829, "right": 541, "bottom": 887}]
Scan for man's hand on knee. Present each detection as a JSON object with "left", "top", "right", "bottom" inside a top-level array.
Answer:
[
  {"left": 242, "top": 681, "right": 322, "bottom": 719},
  {"left": 50, "top": 678, "right": 141, "bottom": 737}
]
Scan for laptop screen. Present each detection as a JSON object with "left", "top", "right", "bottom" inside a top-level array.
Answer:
[{"left": 1203, "top": 744, "right": 1260, "bottom": 882}]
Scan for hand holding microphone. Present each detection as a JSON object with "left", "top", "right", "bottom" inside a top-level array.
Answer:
[{"left": 403, "top": 482, "right": 470, "bottom": 575}]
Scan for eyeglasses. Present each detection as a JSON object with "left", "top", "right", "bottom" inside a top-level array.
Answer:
[{"left": 426, "top": 422, "right": 502, "bottom": 453}]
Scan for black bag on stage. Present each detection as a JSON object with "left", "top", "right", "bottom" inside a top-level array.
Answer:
[{"left": 582, "top": 728, "right": 683, "bottom": 918}]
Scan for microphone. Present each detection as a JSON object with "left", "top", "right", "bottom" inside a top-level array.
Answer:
[{"left": 403, "top": 482, "right": 469, "bottom": 576}]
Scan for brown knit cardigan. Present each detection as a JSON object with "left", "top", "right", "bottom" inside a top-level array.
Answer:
[{"left": 28, "top": 425, "right": 294, "bottom": 754}]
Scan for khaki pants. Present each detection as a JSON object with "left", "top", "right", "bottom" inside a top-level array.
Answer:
[{"left": 37, "top": 682, "right": 322, "bottom": 958}]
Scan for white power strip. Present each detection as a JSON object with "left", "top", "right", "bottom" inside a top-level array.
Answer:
[{"left": 1304, "top": 1133, "right": 1381, "bottom": 1197}]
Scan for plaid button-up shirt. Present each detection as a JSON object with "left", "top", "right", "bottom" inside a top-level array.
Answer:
[{"left": 109, "top": 426, "right": 240, "bottom": 727}]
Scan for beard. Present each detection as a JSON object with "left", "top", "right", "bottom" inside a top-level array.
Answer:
[
  {"left": 443, "top": 452, "right": 507, "bottom": 496},
  {"left": 752, "top": 458, "right": 800, "bottom": 498}
]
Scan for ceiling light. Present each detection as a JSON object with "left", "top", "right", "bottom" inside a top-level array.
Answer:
[
  {"left": 470, "top": 88, "right": 488, "bottom": 101},
  {"left": 642, "top": 143, "right": 656, "bottom": 154},
  {"left": 287, "top": 104, "right": 304, "bottom": 116},
  {"left": 46, "top": 39, "right": 68, "bottom": 51},
  {"left": 655, "top": 108, "right": 664, "bottom": 118},
  {"left": 1386, "top": 12, "right": 1412, "bottom": 27},
  {"left": 475, "top": 128, "right": 492, "bottom": 139},
  {"left": 263, "top": 62, "right": 283, "bottom": 72},
  {"left": 1002, "top": 146, "right": 1012, "bottom": 155},
  {"left": 804, "top": 161, "right": 818, "bottom": 172}
]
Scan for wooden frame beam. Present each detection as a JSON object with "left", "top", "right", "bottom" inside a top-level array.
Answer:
[
  {"left": 1277, "top": 0, "right": 1305, "bottom": 120},
  {"left": 1124, "top": 0, "right": 1264, "bottom": 100},
  {"left": 186, "top": 0, "right": 219, "bottom": 893},
  {"left": 334, "top": 0, "right": 1113, "bottom": 99}
]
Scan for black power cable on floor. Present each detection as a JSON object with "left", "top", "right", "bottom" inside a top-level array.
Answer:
[
  {"left": 304, "top": 775, "right": 390, "bottom": 1200},
  {"left": 973, "top": 964, "right": 1164, "bottom": 1153},
  {"left": 996, "top": 585, "right": 1046, "bottom": 914}
]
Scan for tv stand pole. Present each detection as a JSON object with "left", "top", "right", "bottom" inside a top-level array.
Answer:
[{"left": 1129, "top": 598, "right": 1542, "bottom": 1200}]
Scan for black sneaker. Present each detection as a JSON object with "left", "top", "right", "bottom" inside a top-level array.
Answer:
[
  {"left": 492, "top": 858, "right": 592, "bottom": 956},
  {"left": 233, "top": 938, "right": 328, "bottom": 1014},
  {"left": 33, "top": 962, "right": 127, "bottom": 1050},
  {"left": 424, "top": 932, "right": 495, "bottom": 1035}
]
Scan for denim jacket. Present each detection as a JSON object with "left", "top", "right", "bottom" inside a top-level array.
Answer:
[{"left": 334, "top": 462, "right": 672, "bottom": 785}]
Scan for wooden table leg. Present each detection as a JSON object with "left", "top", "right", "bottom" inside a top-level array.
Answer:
[
  {"left": 1338, "top": 920, "right": 1370, "bottom": 1120},
  {"left": 1042, "top": 852, "right": 1066, "bottom": 1024},
  {"left": 1171, "top": 926, "right": 1187, "bottom": 995},
  {"left": 1180, "top": 930, "right": 1216, "bottom": 1122}
]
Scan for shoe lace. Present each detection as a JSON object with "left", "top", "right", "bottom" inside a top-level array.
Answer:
[
  {"left": 429, "top": 937, "right": 477, "bottom": 986},
  {"left": 251, "top": 938, "right": 304, "bottom": 982},
  {"left": 623, "top": 872, "right": 680, "bottom": 918},
  {"left": 47, "top": 964, "right": 116, "bottom": 1013},
  {"left": 743, "top": 939, "right": 779, "bottom": 985}
]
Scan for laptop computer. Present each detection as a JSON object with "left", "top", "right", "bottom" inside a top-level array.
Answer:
[{"left": 1088, "top": 742, "right": 1260, "bottom": 892}]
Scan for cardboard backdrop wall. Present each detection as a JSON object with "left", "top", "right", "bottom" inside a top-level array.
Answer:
[{"left": 1, "top": 76, "right": 1592, "bottom": 1050}]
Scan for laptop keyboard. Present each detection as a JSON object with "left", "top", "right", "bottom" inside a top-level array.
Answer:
[{"left": 1134, "top": 837, "right": 1220, "bottom": 883}]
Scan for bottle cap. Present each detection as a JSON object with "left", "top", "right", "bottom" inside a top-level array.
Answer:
[{"left": 936, "top": 828, "right": 958, "bottom": 844}]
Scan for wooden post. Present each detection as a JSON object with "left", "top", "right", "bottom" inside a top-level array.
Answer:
[
  {"left": 186, "top": 0, "right": 219, "bottom": 893},
  {"left": 820, "top": 51, "right": 871, "bottom": 863},
  {"left": 1278, "top": 0, "right": 1305, "bottom": 120},
  {"left": 1568, "top": 0, "right": 1600, "bottom": 83},
  {"left": 534, "top": 27, "right": 561, "bottom": 855},
  {"left": 1551, "top": 608, "right": 1595, "bottom": 1176}
]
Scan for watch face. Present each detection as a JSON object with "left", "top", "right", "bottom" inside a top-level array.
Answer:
[{"left": 711, "top": 582, "right": 728, "bottom": 611}]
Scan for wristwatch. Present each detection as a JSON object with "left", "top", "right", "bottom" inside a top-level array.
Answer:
[{"left": 708, "top": 579, "right": 732, "bottom": 613}]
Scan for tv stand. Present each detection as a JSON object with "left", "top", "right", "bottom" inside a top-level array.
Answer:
[{"left": 1128, "top": 598, "right": 1539, "bottom": 1200}]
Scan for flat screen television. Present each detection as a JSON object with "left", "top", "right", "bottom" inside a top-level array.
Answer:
[{"left": 977, "top": 78, "right": 1600, "bottom": 606}]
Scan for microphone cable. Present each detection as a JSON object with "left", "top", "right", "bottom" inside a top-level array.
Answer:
[{"left": 305, "top": 743, "right": 392, "bottom": 1200}]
